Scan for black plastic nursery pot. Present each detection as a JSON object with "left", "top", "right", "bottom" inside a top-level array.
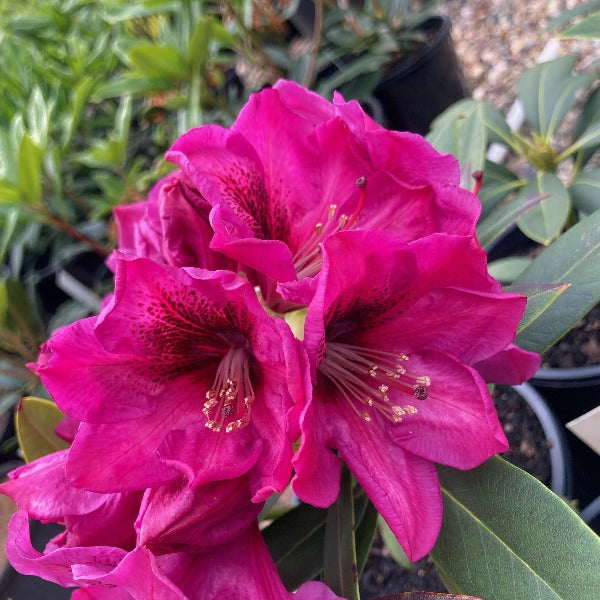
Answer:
[
  {"left": 487, "top": 226, "right": 600, "bottom": 509},
  {"left": 530, "top": 368, "right": 600, "bottom": 510},
  {"left": 373, "top": 15, "right": 470, "bottom": 135}
]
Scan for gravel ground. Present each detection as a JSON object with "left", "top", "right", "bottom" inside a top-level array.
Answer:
[{"left": 441, "top": 0, "right": 600, "bottom": 113}]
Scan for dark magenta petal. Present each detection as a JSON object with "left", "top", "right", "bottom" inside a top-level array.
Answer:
[{"left": 473, "top": 344, "right": 541, "bottom": 384}]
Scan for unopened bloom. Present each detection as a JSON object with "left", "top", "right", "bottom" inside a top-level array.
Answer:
[
  {"left": 36, "top": 255, "right": 303, "bottom": 499},
  {"left": 164, "top": 80, "right": 480, "bottom": 309},
  {"left": 293, "top": 229, "right": 540, "bottom": 560}
]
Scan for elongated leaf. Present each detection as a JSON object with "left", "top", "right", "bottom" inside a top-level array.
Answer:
[
  {"left": 16, "top": 397, "right": 69, "bottom": 462},
  {"left": 548, "top": 0, "right": 600, "bottom": 31},
  {"left": 317, "top": 55, "right": 388, "bottom": 98},
  {"left": 562, "top": 11, "right": 600, "bottom": 38},
  {"left": 432, "top": 456, "right": 600, "bottom": 600},
  {"left": 263, "top": 501, "right": 327, "bottom": 591},
  {"left": 378, "top": 515, "right": 411, "bottom": 569},
  {"left": 127, "top": 43, "right": 187, "bottom": 82},
  {"left": 488, "top": 257, "right": 532, "bottom": 283},
  {"left": 514, "top": 208, "right": 600, "bottom": 352},
  {"left": 18, "top": 133, "right": 42, "bottom": 205},
  {"left": 63, "top": 76, "right": 94, "bottom": 150},
  {"left": 516, "top": 173, "right": 570, "bottom": 245},
  {"left": 504, "top": 282, "right": 570, "bottom": 335},
  {"left": 574, "top": 86, "right": 600, "bottom": 165},
  {"left": 94, "top": 77, "right": 173, "bottom": 100},
  {"left": 355, "top": 497, "right": 378, "bottom": 575},
  {"left": 568, "top": 119, "right": 600, "bottom": 155},
  {"left": 476, "top": 191, "right": 544, "bottom": 248},
  {"left": 518, "top": 55, "right": 579, "bottom": 138},
  {"left": 324, "top": 465, "right": 359, "bottom": 600},
  {"left": 27, "top": 87, "right": 49, "bottom": 149},
  {"left": 373, "top": 594, "right": 483, "bottom": 600},
  {"left": 479, "top": 161, "right": 523, "bottom": 218},
  {"left": 570, "top": 169, "right": 600, "bottom": 213}
]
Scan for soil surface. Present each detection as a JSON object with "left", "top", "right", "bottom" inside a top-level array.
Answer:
[{"left": 541, "top": 305, "right": 600, "bottom": 368}]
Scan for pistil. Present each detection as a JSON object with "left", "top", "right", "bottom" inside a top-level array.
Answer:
[
  {"left": 318, "top": 341, "right": 430, "bottom": 423},
  {"left": 203, "top": 347, "right": 254, "bottom": 433},
  {"left": 293, "top": 177, "right": 368, "bottom": 279}
]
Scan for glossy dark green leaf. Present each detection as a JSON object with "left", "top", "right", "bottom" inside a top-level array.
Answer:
[
  {"left": 317, "top": 55, "right": 388, "bottom": 98},
  {"left": 18, "top": 133, "right": 42, "bottom": 205},
  {"left": 518, "top": 55, "right": 582, "bottom": 138},
  {"left": 16, "top": 397, "right": 69, "bottom": 462},
  {"left": 432, "top": 457, "right": 600, "bottom": 600},
  {"left": 570, "top": 169, "right": 600, "bottom": 213},
  {"left": 504, "top": 282, "right": 571, "bottom": 335},
  {"left": 516, "top": 173, "right": 570, "bottom": 245},
  {"left": 476, "top": 191, "right": 544, "bottom": 248},
  {"left": 514, "top": 208, "right": 600, "bottom": 352},
  {"left": 324, "top": 465, "right": 359, "bottom": 600}
]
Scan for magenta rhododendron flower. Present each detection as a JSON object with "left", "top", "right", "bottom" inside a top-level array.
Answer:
[
  {"left": 164, "top": 80, "right": 481, "bottom": 309},
  {"left": 114, "top": 170, "right": 235, "bottom": 271},
  {"left": 36, "top": 254, "right": 304, "bottom": 499},
  {"left": 293, "top": 229, "right": 540, "bottom": 560},
  {"left": 1, "top": 451, "right": 342, "bottom": 600}
]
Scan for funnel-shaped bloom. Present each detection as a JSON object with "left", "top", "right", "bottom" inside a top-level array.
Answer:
[
  {"left": 294, "top": 230, "right": 540, "bottom": 561},
  {"left": 36, "top": 255, "right": 303, "bottom": 499},
  {"left": 165, "top": 80, "right": 480, "bottom": 309},
  {"left": 1, "top": 451, "right": 341, "bottom": 600}
]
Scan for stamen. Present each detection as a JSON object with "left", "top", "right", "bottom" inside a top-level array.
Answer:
[
  {"left": 292, "top": 177, "right": 368, "bottom": 279},
  {"left": 204, "top": 347, "right": 254, "bottom": 433},
  {"left": 319, "top": 341, "right": 430, "bottom": 425}
]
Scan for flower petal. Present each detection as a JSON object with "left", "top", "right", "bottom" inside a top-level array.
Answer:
[
  {"left": 473, "top": 343, "right": 541, "bottom": 384},
  {"left": 385, "top": 350, "right": 508, "bottom": 468}
]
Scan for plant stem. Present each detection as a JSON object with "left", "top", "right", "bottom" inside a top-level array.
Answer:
[
  {"left": 39, "top": 209, "right": 112, "bottom": 258},
  {"left": 303, "top": 0, "right": 324, "bottom": 89}
]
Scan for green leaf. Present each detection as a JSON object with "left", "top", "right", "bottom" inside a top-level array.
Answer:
[
  {"left": 479, "top": 160, "right": 523, "bottom": 218},
  {"left": 18, "top": 133, "right": 43, "bottom": 205},
  {"left": 476, "top": 191, "right": 544, "bottom": 248},
  {"left": 561, "top": 11, "right": 600, "bottom": 38},
  {"left": 371, "top": 594, "right": 483, "bottom": 600},
  {"left": 513, "top": 208, "right": 600, "bottom": 352},
  {"left": 516, "top": 173, "right": 570, "bottom": 245},
  {"left": 355, "top": 499, "right": 378, "bottom": 575},
  {"left": 487, "top": 256, "right": 532, "bottom": 284},
  {"left": 0, "top": 180, "right": 20, "bottom": 204},
  {"left": 317, "top": 55, "right": 388, "bottom": 98},
  {"left": 263, "top": 501, "right": 327, "bottom": 590},
  {"left": 94, "top": 77, "right": 173, "bottom": 100},
  {"left": 63, "top": 76, "right": 94, "bottom": 150},
  {"left": 127, "top": 43, "right": 187, "bottom": 82},
  {"left": 570, "top": 169, "right": 600, "bottom": 213},
  {"left": 187, "top": 16, "right": 211, "bottom": 74},
  {"left": 26, "top": 87, "right": 49, "bottom": 149},
  {"left": 0, "top": 208, "right": 19, "bottom": 264},
  {"left": 574, "top": 86, "right": 600, "bottom": 165},
  {"left": 432, "top": 457, "right": 600, "bottom": 600},
  {"left": 427, "top": 100, "right": 486, "bottom": 182},
  {"left": 378, "top": 515, "right": 412, "bottom": 569},
  {"left": 548, "top": 0, "right": 600, "bottom": 31},
  {"left": 324, "top": 465, "right": 359, "bottom": 600},
  {"left": 15, "top": 396, "right": 69, "bottom": 462},
  {"left": 518, "top": 55, "right": 581, "bottom": 139},
  {"left": 504, "top": 282, "right": 571, "bottom": 335},
  {"left": 567, "top": 119, "right": 600, "bottom": 156}
]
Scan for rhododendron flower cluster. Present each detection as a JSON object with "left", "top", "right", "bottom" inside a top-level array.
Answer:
[{"left": 1, "top": 81, "right": 540, "bottom": 598}]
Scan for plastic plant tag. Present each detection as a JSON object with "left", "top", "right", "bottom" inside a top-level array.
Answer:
[{"left": 567, "top": 405, "right": 600, "bottom": 457}]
